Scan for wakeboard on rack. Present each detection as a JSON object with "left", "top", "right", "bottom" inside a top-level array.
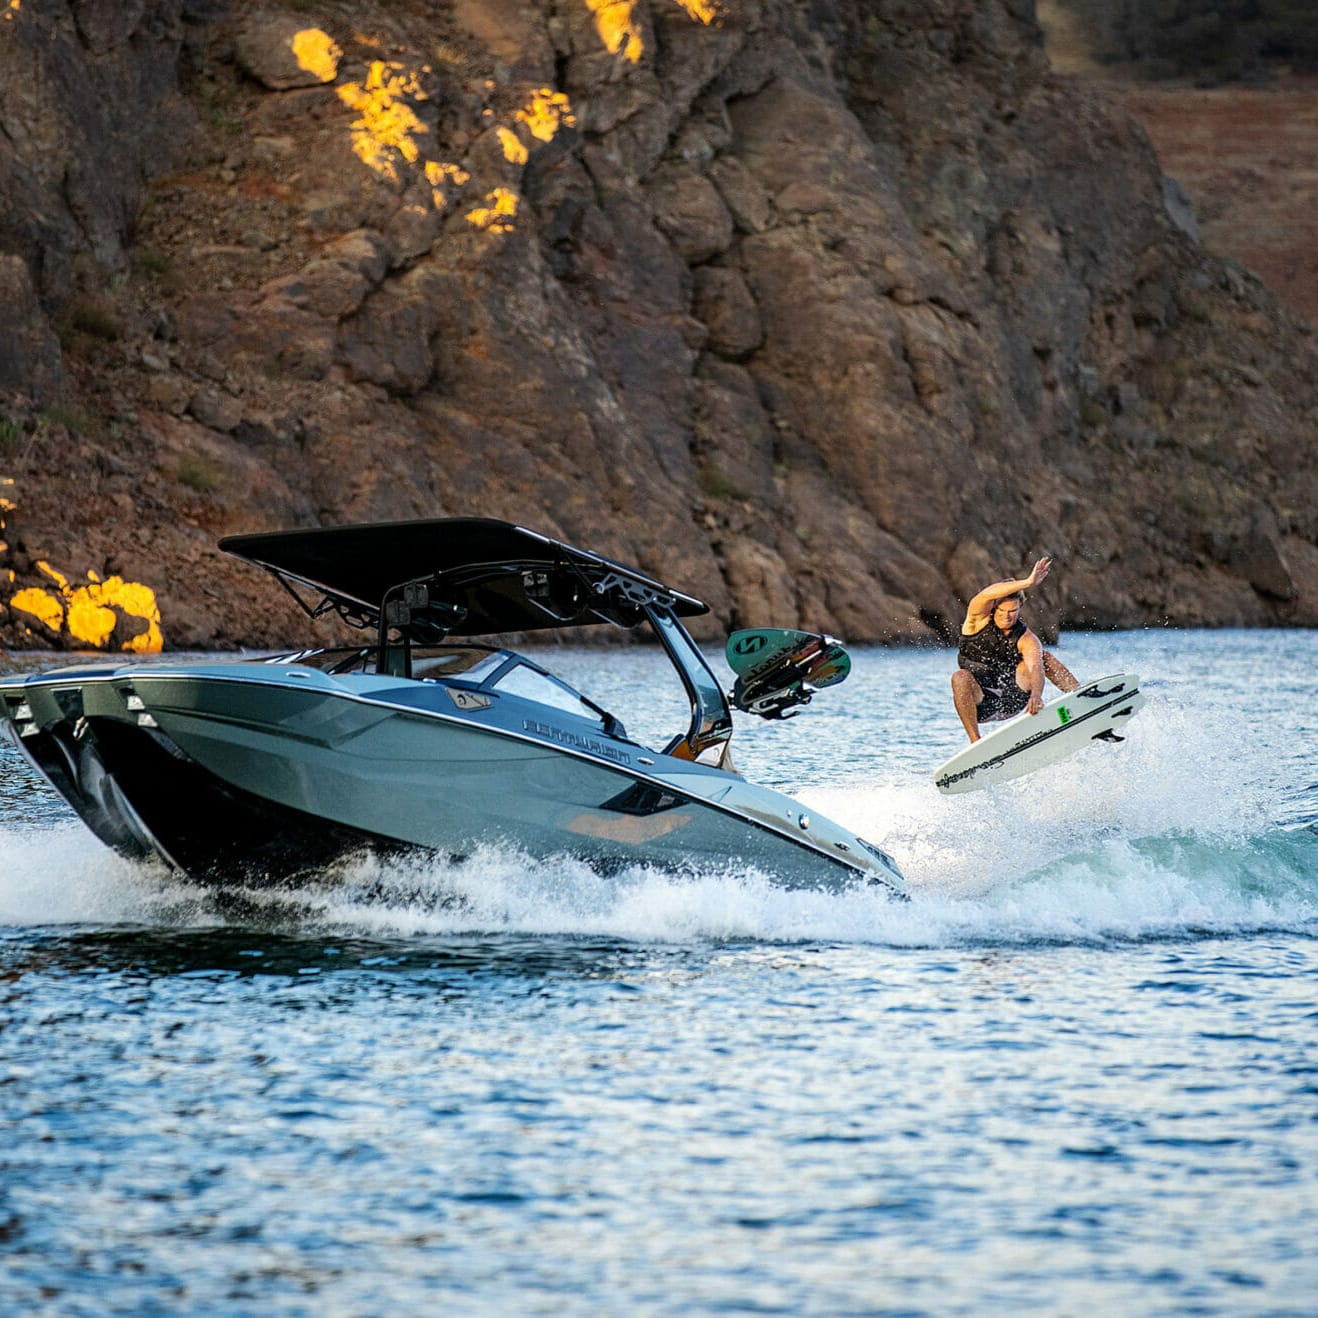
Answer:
[
  {"left": 933, "top": 672, "right": 1146, "bottom": 794},
  {"left": 726, "top": 628, "right": 851, "bottom": 719}
]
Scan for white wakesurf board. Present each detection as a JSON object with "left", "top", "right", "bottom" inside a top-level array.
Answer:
[{"left": 933, "top": 673, "right": 1146, "bottom": 795}]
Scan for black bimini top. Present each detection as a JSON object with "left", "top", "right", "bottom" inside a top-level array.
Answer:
[{"left": 219, "top": 517, "right": 707, "bottom": 637}]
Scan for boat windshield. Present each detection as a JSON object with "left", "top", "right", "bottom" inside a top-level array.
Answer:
[
  {"left": 414, "top": 648, "right": 508, "bottom": 683},
  {"left": 258, "top": 645, "right": 616, "bottom": 731},
  {"left": 258, "top": 645, "right": 504, "bottom": 678},
  {"left": 486, "top": 660, "right": 607, "bottom": 724}
]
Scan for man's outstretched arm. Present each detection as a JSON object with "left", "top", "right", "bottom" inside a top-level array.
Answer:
[{"left": 964, "top": 556, "right": 1052, "bottom": 627}]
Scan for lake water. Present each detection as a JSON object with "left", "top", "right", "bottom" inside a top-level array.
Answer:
[{"left": 2, "top": 629, "right": 1315, "bottom": 1314}]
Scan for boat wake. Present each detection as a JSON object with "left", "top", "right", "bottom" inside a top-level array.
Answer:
[{"left": 1, "top": 819, "right": 1313, "bottom": 950}]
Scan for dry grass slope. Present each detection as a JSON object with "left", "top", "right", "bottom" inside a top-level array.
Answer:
[{"left": 1038, "top": 0, "right": 1318, "bottom": 324}]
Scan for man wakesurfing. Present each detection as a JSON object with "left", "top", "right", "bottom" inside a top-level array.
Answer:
[{"left": 951, "top": 556, "right": 1079, "bottom": 743}]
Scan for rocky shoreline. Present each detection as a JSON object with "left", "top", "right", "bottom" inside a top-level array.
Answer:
[{"left": 1, "top": 0, "right": 1314, "bottom": 653}]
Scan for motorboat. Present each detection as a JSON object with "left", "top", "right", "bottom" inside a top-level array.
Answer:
[{"left": 0, "top": 518, "right": 906, "bottom": 895}]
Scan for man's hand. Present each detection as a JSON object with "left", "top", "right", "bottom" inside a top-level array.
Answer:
[
  {"left": 1027, "top": 691, "right": 1045, "bottom": 715},
  {"left": 1026, "top": 556, "right": 1052, "bottom": 588}
]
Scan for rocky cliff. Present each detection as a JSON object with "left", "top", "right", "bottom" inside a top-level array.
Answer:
[{"left": 1, "top": 0, "right": 1314, "bottom": 652}]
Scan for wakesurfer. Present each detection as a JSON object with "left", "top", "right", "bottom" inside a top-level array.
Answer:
[{"left": 951, "top": 556, "right": 1079, "bottom": 743}]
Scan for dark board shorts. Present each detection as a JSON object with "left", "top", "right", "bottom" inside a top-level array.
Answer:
[{"left": 979, "top": 681, "right": 1029, "bottom": 723}]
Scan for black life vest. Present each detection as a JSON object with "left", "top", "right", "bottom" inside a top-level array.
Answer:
[{"left": 958, "top": 618, "right": 1026, "bottom": 691}]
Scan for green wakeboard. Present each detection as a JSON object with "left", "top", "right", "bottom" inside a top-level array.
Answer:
[{"left": 726, "top": 629, "right": 850, "bottom": 718}]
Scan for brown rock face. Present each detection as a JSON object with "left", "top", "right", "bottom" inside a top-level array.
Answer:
[
  {"left": 0, "top": 0, "right": 1315, "bottom": 653},
  {"left": 0, "top": 255, "right": 63, "bottom": 396}
]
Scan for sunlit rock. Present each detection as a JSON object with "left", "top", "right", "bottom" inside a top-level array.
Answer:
[{"left": 236, "top": 19, "right": 341, "bottom": 91}]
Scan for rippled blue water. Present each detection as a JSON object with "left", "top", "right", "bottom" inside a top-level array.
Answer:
[{"left": 2, "top": 629, "right": 1315, "bottom": 1314}]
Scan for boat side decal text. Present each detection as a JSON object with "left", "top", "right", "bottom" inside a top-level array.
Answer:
[{"left": 522, "top": 718, "right": 631, "bottom": 765}]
